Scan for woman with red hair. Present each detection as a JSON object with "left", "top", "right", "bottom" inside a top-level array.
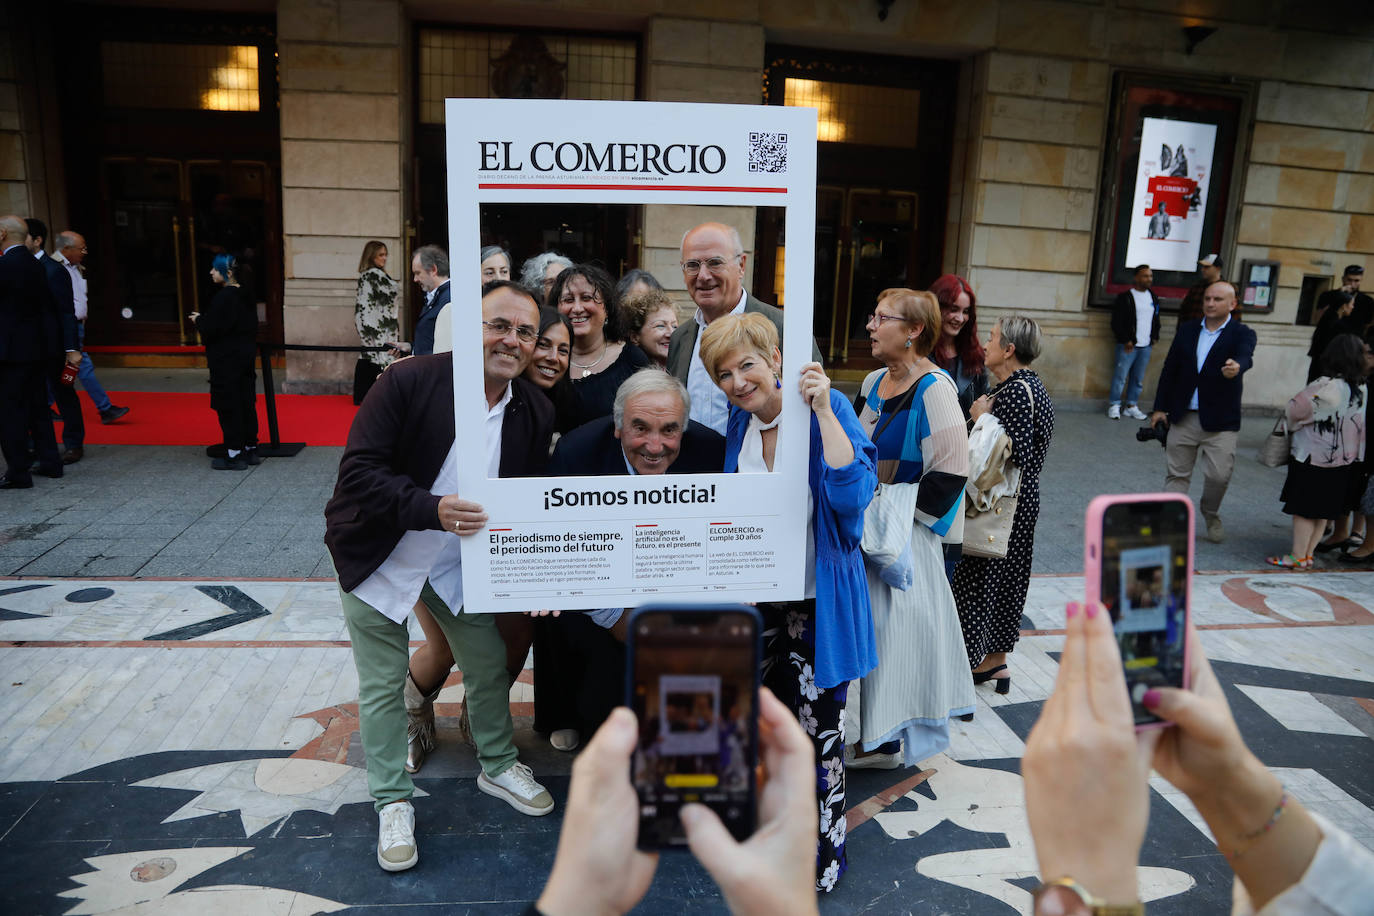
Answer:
[{"left": 929, "top": 274, "right": 988, "bottom": 418}]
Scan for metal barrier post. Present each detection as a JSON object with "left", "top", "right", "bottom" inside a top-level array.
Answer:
[{"left": 256, "top": 343, "right": 306, "bottom": 458}]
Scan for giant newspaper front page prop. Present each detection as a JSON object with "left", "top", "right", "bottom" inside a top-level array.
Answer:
[{"left": 448, "top": 99, "right": 817, "bottom": 612}]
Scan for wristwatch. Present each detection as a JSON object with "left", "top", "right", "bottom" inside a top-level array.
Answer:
[{"left": 1032, "top": 877, "right": 1144, "bottom": 916}]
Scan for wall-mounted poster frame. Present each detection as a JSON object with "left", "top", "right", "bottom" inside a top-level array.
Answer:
[
  {"left": 1089, "top": 72, "right": 1254, "bottom": 311},
  {"left": 1239, "top": 258, "right": 1280, "bottom": 313}
]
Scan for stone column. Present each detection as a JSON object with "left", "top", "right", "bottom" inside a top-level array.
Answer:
[
  {"left": 642, "top": 16, "right": 764, "bottom": 320},
  {"left": 278, "top": 0, "right": 405, "bottom": 393}
]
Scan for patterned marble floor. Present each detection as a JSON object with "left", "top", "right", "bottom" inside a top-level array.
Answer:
[{"left": 1, "top": 571, "right": 1371, "bottom": 915}]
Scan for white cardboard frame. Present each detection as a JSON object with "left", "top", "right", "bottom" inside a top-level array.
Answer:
[{"left": 446, "top": 99, "right": 817, "bottom": 612}]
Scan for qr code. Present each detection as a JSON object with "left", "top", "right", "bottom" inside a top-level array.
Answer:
[{"left": 748, "top": 131, "right": 788, "bottom": 173}]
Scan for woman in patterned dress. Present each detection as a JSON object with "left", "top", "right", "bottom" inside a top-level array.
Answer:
[
  {"left": 850, "top": 289, "right": 975, "bottom": 770},
  {"left": 698, "top": 312, "right": 877, "bottom": 893},
  {"left": 355, "top": 240, "right": 400, "bottom": 371},
  {"left": 952, "top": 316, "right": 1055, "bottom": 695}
]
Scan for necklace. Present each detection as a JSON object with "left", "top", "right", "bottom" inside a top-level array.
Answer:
[{"left": 570, "top": 342, "right": 609, "bottom": 378}]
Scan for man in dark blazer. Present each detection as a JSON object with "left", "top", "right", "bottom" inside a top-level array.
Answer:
[
  {"left": 25, "top": 219, "right": 85, "bottom": 463},
  {"left": 1106, "top": 264, "right": 1160, "bottom": 421},
  {"left": 666, "top": 221, "right": 821, "bottom": 435},
  {"left": 407, "top": 243, "right": 450, "bottom": 356},
  {"left": 0, "top": 214, "right": 61, "bottom": 488},
  {"left": 1150, "top": 280, "right": 1257, "bottom": 543},
  {"left": 324, "top": 279, "right": 555, "bottom": 873},
  {"left": 533, "top": 368, "right": 726, "bottom": 752}
]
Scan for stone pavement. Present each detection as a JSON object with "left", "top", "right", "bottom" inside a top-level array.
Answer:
[
  {"left": 0, "top": 402, "right": 1314, "bottom": 580},
  {"left": 2, "top": 380, "right": 1372, "bottom": 914},
  {"left": 1, "top": 572, "right": 1371, "bottom": 914}
]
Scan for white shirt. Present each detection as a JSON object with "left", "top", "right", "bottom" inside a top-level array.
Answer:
[
  {"left": 686, "top": 288, "right": 748, "bottom": 434},
  {"left": 54, "top": 251, "right": 87, "bottom": 321},
  {"left": 430, "top": 384, "right": 513, "bottom": 612},
  {"left": 425, "top": 279, "right": 449, "bottom": 307},
  {"left": 1189, "top": 314, "right": 1231, "bottom": 411},
  {"left": 738, "top": 411, "right": 815, "bottom": 599},
  {"left": 1130, "top": 288, "right": 1154, "bottom": 347},
  {"left": 353, "top": 385, "right": 511, "bottom": 622}
]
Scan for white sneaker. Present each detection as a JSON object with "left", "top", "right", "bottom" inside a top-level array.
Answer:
[
  {"left": 477, "top": 762, "right": 554, "bottom": 816},
  {"left": 376, "top": 800, "right": 417, "bottom": 872},
  {"left": 1122, "top": 405, "right": 1148, "bottom": 420},
  {"left": 550, "top": 728, "right": 581, "bottom": 752},
  {"left": 845, "top": 746, "right": 902, "bottom": 769},
  {"left": 1106, "top": 404, "right": 1121, "bottom": 419}
]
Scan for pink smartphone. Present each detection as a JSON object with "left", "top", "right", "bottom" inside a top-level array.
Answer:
[{"left": 1084, "top": 494, "right": 1193, "bottom": 730}]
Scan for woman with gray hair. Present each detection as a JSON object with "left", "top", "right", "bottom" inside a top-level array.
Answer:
[
  {"left": 951, "top": 315, "right": 1054, "bottom": 699},
  {"left": 480, "top": 245, "right": 512, "bottom": 283},
  {"left": 520, "top": 251, "right": 574, "bottom": 305}
]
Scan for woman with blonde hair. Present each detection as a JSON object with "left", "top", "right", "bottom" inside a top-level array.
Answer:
[
  {"left": 699, "top": 312, "right": 877, "bottom": 893},
  {"left": 354, "top": 240, "right": 400, "bottom": 401}
]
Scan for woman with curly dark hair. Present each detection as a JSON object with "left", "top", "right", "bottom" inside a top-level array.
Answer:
[
  {"left": 548, "top": 263, "right": 648, "bottom": 431},
  {"left": 929, "top": 274, "right": 988, "bottom": 418}
]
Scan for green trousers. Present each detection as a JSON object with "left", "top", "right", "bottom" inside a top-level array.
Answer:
[{"left": 339, "top": 580, "right": 517, "bottom": 811}]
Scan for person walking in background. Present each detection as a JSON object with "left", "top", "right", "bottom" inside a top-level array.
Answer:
[
  {"left": 520, "top": 251, "right": 573, "bottom": 305},
  {"left": 953, "top": 316, "right": 1054, "bottom": 695},
  {"left": 1268, "top": 334, "right": 1368, "bottom": 568},
  {"left": 1149, "top": 280, "right": 1256, "bottom": 543},
  {"left": 191, "top": 253, "right": 259, "bottom": 470},
  {"left": 1106, "top": 264, "right": 1160, "bottom": 421},
  {"left": 0, "top": 213, "right": 62, "bottom": 488},
  {"left": 23, "top": 219, "right": 84, "bottom": 464},
  {"left": 850, "top": 289, "right": 974, "bottom": 770},
  {"left": 928, "top": 274, "right": 987, "bottom": 418},
  {"left": 354, "top": 240, "right": 400, "bottom": 402},
  {"left": 391, "top": 244, "right": 449, "bottom": 357},
  {"left": 699, "top": 312, "right": 877, "bottom": 892},
  {"left": 51, "top": 230, "right": 129, "bottom": 425}
]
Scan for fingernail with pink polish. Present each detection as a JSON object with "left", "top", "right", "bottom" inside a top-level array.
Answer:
[
  {"left": 1085, "top": 603, "right": 1099, "bottom": 618},
  {"left": 1065, "top": 602, "right": 1078, "bottom": 619},
  {"left": 1142, "top": 689, "right": 1162, "bottom": 707}
]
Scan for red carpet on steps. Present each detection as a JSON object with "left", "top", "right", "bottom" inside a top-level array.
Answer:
[{"left": 72, "top": 392, "right": 358, "bottom": 446}]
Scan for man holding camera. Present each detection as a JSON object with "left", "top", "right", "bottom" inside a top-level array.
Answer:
[{"left": 1149, "top": 280, "right": 1256, "bottom": 543}]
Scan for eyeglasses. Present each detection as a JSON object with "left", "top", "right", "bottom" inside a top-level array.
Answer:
[
  {"left": 482, "top": 319, "right": 538, "bottom": 343},
  {"left": 866, "top": 312, "right": 907, "bottom": 326},
  {"left": 681, "top": 255, "right": 740, "bottom": 276}
]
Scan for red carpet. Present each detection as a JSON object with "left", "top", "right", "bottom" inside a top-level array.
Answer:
[{"left": 71, "top": 392, "right": 358, "bottom": 446}]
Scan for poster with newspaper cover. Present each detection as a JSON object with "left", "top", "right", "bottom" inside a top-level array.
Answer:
[
  {"left": 448, "top": 99, "right": 817, "bottom": 612},
  {"left": 1124, "top": 117, "right": 1217, "bottom": 272}
]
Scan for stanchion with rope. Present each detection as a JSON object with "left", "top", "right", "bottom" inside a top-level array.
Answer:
[{"left": 253, "top": 343, "right": 389, "bottom": 458}]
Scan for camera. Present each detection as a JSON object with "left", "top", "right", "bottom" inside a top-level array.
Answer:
[{"left": 1136, "top": 423, "right": 1168, "bottom": 446}]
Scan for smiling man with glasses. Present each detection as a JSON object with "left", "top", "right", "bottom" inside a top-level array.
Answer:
[
  {"left": 325, "top": 278, "right": 557, "bottom": 874},
  {"left": 666, "top": 221, "right": 821, "bottom": 434}
]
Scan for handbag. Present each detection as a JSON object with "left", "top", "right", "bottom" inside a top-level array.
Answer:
[
  {"left": 353, "top": 357, "right": 382, "bottom": 405},
  {"left": 1257, "top": 414, "right": 1290, "bottom": 468},
  {"left": 963, "top": 379, "right": 1034, "bottom": 560}
]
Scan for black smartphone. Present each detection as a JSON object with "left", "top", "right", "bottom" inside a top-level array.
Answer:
[
  {"left": 1084, "top": 494, "right": 1193, "bottom": 729},
  {"left": 626, "top": 604, "right": 761, "bottom": 849}
]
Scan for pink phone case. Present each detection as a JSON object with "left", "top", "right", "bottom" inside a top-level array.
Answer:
[{"left": 1083, "top": 493, "right": 1192, "bottom": 731}]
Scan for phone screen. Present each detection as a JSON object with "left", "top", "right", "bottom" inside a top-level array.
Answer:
[
  {"left": 627, "top": 605, "right": 760, "bottom": 849},
  {"left": 1098, "top": 500, "right": 1190, "bottom": 725}
]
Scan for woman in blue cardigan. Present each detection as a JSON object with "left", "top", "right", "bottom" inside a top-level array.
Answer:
[{"left": 698, "top": 312, "right": 877, "bottom": 893}]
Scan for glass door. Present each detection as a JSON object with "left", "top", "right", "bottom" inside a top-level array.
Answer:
[{"left": 103, "top": 158, "right": 190, "bottom": 343}]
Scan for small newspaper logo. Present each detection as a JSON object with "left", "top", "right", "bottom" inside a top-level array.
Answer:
[{"left": 748, "top": 131, "right": 788, "bottom": 173}]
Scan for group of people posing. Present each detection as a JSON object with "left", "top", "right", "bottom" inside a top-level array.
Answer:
[{"left": 330, "top": 221, "right": 1058, "bottom": 893}]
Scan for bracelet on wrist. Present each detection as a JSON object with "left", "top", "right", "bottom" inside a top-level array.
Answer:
[
  {"left": 1221, "top": 787, "right": 1288, "bottom": 859},
  {"left": 1033, "top": 877, "right": 1144, "bottom": 916}
]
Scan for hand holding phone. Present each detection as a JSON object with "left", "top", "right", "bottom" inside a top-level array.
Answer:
[
  {"left": 627, "top": 604, "right": 761, "bottom": 849},
  {"left": 1084, "top": 494, "right": 1192, "bottom": 728}
]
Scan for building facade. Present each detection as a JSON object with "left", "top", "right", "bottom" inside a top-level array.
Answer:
[{"left": 3, "top": 0, "right": 1371, "bottom": 405}]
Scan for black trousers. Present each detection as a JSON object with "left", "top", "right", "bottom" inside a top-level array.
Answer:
[
  {"left": 531, "top": 612, "right": 624, "bottom": 737},
  {"left": 0, "top": 360, "right": 59, "bottom": 482},
  {"left": 47, "top": 359, "right": 85, "bottom": 449},
  {"left": 210, "top": 366, "right": 258, "bottom": 452}
]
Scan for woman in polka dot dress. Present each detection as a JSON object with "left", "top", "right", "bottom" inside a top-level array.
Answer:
[{"left": 952, "top": 316, "right": 1055, "bottom": 694}]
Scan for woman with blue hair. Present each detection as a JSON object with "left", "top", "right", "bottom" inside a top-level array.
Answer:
[{"left": 191, "top": 253, "right": 259, "bottom": 469}]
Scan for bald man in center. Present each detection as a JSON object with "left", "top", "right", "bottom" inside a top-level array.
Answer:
[{"left": 665, "top": 221, "right": 821, "bottom": 434}]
